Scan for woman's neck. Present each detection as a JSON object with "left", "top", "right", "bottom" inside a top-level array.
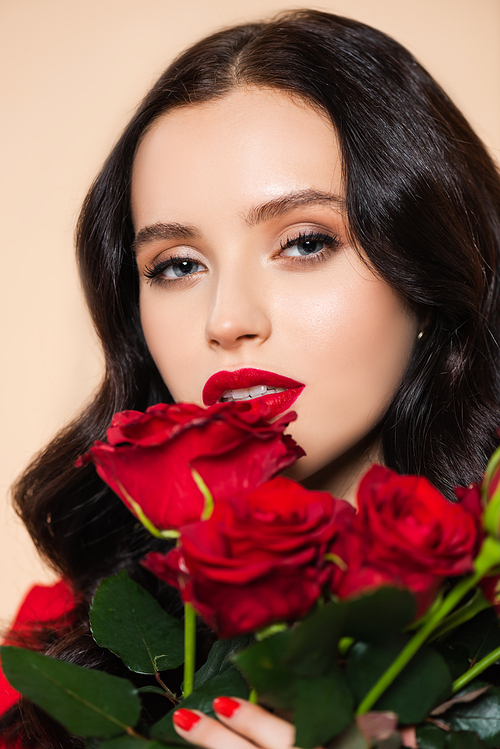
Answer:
[{"left": 299, "top": 430, "right": 383, "bottom": 506}]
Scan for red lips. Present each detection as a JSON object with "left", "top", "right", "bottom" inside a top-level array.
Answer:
[{"left": 202, "top": 368, "right": 305, "bottom": 420}]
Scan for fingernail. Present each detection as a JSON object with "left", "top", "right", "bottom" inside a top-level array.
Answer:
[
  {"left": 213, "top": 696, "right": 241, "bottom": 718},
  {"left": 173, "top": 708, "right": 201, "bottom": 731}
]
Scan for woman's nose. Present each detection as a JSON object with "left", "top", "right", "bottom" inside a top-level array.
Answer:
[{"left": 204, "top": 271, "right": 272, "bottom": 350}]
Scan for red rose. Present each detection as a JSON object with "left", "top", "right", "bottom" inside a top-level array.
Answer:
[
  {"left": 77, "top": 400, "right": 304, "bottom": 532},
  {"left": 143, "top": 476, "right": 355, "bottom": 637},
  {"left": 454, "top": 484, "right": 484, "bottom": 520},
  {"left": 336, "top": 465, "right": 482, "bottom": 617}
]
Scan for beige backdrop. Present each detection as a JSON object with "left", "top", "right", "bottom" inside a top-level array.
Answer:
[{"left": 1, "top": 0, "right": 499, "bottom": 625}]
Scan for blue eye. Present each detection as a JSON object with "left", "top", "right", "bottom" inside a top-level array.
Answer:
[
  {"left": 163, "top": 259, "right": 204, "bottom": 278},
  {"left": 280, "top": 231, "right": 340, "bottom": 258},
  {"left": 144, "top": 256, "right": 206, "bottom": 284}
]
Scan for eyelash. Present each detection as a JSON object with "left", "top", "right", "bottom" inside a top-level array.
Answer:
[
  {"left": 279, "top": 230, "right": 341, "bottom": 260},
  {"left": 143, "top": 256, "right": 202, "bottom": 286},
  {"left": 142, "top": 229, "right": 341, "bottom": 286}
]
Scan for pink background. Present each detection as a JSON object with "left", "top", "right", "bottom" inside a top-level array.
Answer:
[{"left": 1, "top": 0, "right": 499, "bottom": 624}]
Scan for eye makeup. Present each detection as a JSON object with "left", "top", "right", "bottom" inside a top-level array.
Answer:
[{"left": 141, "top": 227, "right": 342, "bottom": 287}]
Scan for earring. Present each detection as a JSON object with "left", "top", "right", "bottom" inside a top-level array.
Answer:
[{"left": 417, "top": 331, "right": 424, "bottom": 339}]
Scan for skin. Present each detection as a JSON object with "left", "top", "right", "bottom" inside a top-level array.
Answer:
[
  {"left": 131, "top": 87, "right": 419, "bottom": 747},
  {"left": 172, "top": 699, "right": 300, "bottom": 749}
]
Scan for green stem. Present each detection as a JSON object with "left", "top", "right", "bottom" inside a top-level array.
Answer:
[
  {"left": 452, "top": 644, "right": 500, "bottom": 693},
  {"left": 154, "top": 669, "right": 179, "bottom": 704},
  {"left": 183, "top": 603, "right": 196, "bottom": 698},
  {"left": 356, "top": 536, "right": 500, "bottom": 716},
  {"left": 428, "top": 589, "right": 491, "bottom": 643},
  {"left": 125, "top": 726, "right": 148, "bottom": 739}
]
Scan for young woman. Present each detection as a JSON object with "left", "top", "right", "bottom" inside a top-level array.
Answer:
[{"left": 2, "top": 9, "right": 500, "bottom": 748}]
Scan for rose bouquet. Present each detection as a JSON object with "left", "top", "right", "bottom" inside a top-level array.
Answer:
[{"left": 4, "top": 401, "right": 500, "bottom": 748}]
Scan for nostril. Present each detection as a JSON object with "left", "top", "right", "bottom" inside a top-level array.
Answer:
[
  {"left": 204, "top": 298, "right": 272, "bottom": 348},
  {"left": 208, "top": 332, "right": 258, "bottom": 346}
]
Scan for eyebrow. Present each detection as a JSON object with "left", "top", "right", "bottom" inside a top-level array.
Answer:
[
  {"left": 133, "top": 189, "right": 345, "bottom": 253},
  {"left": 133, "top": 222, "right": 201, "bottom": 254},
  {"left": 244, "top": 189, "right": 345, "bottom": 225}
]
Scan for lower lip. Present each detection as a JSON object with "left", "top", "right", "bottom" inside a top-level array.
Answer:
[{"left": 229, "top": 387, "right": 304, "bottom": 419}]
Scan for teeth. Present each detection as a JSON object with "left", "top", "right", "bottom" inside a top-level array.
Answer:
[
  {"left": 221, "top": 386, "right": 286, "bottom": 402},
  {"left": 230, "top": 388, "right": 251, "bottom": 401},
  {"left": 249, "top": 385, "right": 268, "bottom": 397}
]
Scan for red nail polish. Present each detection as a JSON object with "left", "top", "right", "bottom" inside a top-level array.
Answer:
[
  {"left": 173, "top": 708, "right": 201, "bottom": 731},
  {"left": 213, "top": 696, "right": 241, "bottom": 718}
]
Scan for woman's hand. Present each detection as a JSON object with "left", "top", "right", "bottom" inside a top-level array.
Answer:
[{"left": 172, "top": 697, "right": 322, "bottom": 749}]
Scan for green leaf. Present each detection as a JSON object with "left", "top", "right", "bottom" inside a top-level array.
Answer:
[
  {"left": 285, "top": 600, "right": 344, "bottom": 677},
  {"left": 0, "top": 645, "right": 141, "bottom": 739},
  {"left": 346, "top": 637, "right": 452, "bottom": 724},
  {"left": 446, "top": 731, "right": 487, "bottom": 749},
  {"left": 434, "top": 644, "right": 471, "bottom": 681},
  {"left": 416, "top": 724, "right": 447, "bottom": 749},
  {"left": 183, "top": 666, "right": 249, "bottom": 715},
  {"left": 233, "top": 630, "right": 295, "bottom": 710},
  {"left": 284, "top": 589, "right": 416, "bottom": 680},
  {"left": 234, "top": 625, "right": 355, "bottom": 747},
  {"left": 447, "top": 609, "right": 500, "bottom": 664},
  {"left": 341, "top": 588, "right": 416, "bottom": 644},
  {"left": 293, "top": 671, "right": 354, "bottom": 748},
  {"left": 326, "top": 723, "right": 369, "bottom": 749},
  {"left": 193, "top": 634, "right": 253, "bottom": 688},
  {"left": 444, "top": 686, "right": 500, "bottom": 748},
  {"left": 151, "top": 667, "right": 250, "bottom": 744},
  {"left": 137, "top": 686, "right": 170, "bottom": 697},
  {"left": 90, "top": 572, "right": 184, "bottom": 674},
  {"left": 98, "top": 738, "right": 164, "bottom": 749}
]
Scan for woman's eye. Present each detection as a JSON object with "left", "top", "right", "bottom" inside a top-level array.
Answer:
[
  {"left": 143, "top": 257, "right": 206, "bottom": 284},
  {"left": 163, "top": 259, "right": 204, "bottom": 278},
  {"left": 280, "top": 232, "right": 338, "bottom": 258}
]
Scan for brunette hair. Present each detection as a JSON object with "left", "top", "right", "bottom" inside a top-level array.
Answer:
[{"left": 5, "top": 9, "right": 500, "bottom": 747}]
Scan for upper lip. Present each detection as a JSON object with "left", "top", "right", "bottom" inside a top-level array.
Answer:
[{"left": 202, "top": 368, "right": 305, "bottom": 406}]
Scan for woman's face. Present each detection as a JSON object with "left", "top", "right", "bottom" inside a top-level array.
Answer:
[{"left": 131, "top": 87, "right": 419, "bottom": 501}]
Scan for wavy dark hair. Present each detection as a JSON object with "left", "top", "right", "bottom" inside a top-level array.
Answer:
[{"left": 3, "top": 9, "right": 500, "bottom": 747}]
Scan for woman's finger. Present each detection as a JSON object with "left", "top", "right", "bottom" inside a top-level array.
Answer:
[
  {"left": 212, "top": 697, "right": 300, "bottom": 749},
  {"left": 172, "top": 708, "right": 256, "bottom": 749}
]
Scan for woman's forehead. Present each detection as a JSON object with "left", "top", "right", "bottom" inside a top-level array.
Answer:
[{"left": 131, "top": 86, "right": 343, "bottom": 234}]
